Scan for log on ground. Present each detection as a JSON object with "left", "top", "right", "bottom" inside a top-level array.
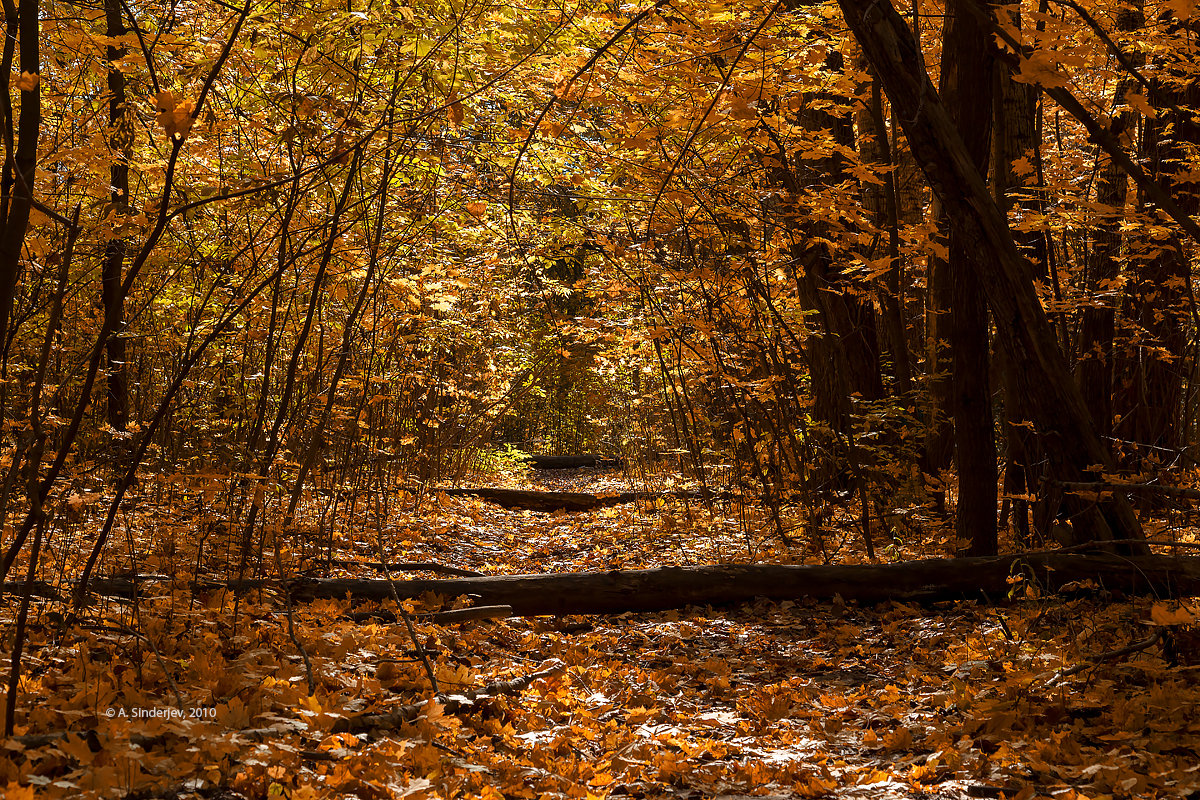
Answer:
[
  {"left": 528, "top": 454, "right": 623, "bottom": 469},
  {"left": 270, "top": 554, "right": 1200, "bottom": 615},
  {"left": 434, "top": 486, "right": 642, "bottom": 511}
]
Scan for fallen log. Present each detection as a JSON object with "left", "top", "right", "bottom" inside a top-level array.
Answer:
[
  {"left": 42, "top": 554, "right": 1200, "bottom": 614},
  {"left": 263, "top": 553, "right": 1200, "bottom": 614},
  {"left": 434, "top": 486, "right": 643, "bottom": 511},
  {"left": 432, "top": 486, "right": 714, "bottom": 511},
  {"left": 528, "top": 455, "right": 623, "bottom": 469},
  {"left": 322, "top": 559, "right": 483, "bottom": 577}
]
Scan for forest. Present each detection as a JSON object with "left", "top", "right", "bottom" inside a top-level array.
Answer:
[{"left": 0, "top": 0, "right": 1199, "bottom": 794}]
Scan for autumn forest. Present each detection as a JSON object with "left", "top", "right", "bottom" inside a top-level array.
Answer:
[{"left": 1, "top": 0, "right": 1199, "bottom": 795}]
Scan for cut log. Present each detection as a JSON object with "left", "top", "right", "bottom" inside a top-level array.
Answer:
[
  {"left": 528, "top": 455, "right": 623, "bottom": 469},
  {"left": 265, "top": 553, "right": 1200, "bottom": 614}
]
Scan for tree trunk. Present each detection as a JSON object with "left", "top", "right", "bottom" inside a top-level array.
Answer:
[
  {"left": 172, "top": 554, "right": 1200, "bottom": 614},
  {"left": 431, "top": 486, "right": 700, "bottom": 512},
  {"left": 529, "top": 454, "right": 623, "bottom": 469},
  {"left": 1113, "top": 8, "right": 1199, "bottom": 465},
  {"left": 0, "top": 0, "right": 41, "bottom": 426},
  {"left": 922, "top": 204, "right": 954, "bottom": 479},
  {"left": 941, "top": 0, "right": 997, "bottom": 555},
  {"left": 991, "top": 0, "right": 1046, "bottom": 544},
  {"left": 856, "top": 60, "right": 912, "bottom": 394},
  {"left": 834, "top": 0, "right": 1145, "bottom": 551},
  {"left": 793, "top": 51, "right": 883, "bottom": 434},
  {"left": 103, "top": 0, "right": 129, "bottom": 432}
]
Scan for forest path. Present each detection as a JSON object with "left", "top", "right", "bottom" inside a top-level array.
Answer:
[
  {"left": 282, "top": 471, "right": 1200, "bottom": 800},
  {"left": 390, "top": 465, "right": 759, "bottom": 576}
]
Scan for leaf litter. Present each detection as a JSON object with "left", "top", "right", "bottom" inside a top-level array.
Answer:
[{"left": 2, "top": 468, "right": 1199, "bottom": 799}]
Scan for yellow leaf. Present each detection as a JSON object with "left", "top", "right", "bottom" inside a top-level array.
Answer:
[
  {"left": 154, "top": 91, "right": 195, "bottom": 138},
  {"left": 1150, "top": 602, "right": 1197, "bottom": 626},
  {"left": 1014, "top": 51, "right": 1071, "bottom": 88},
  {"left": 1122, "top": 89, "right": 1158, "bottom": 118},
  {"left": 14, "top": 71, "right": 39, "bottom": 92}
]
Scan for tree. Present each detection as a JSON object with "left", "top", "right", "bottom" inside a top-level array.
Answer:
[
  {"left": 940, "top": 0, "right": 998, "bottom": 555},
  {"left": 836, "top": 0, "right": 1145, "bottom": 550}
]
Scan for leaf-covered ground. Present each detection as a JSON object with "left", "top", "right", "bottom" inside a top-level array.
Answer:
[{"left": 3, "top": 469, "right": 1200, "bottom": 799}]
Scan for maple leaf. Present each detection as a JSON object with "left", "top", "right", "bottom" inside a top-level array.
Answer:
[
  {"left": 13, "top": 71, "right": 39, "bottom": 92},
  {"left": 1121, "top": 89, "right": 1158, "bottom": 118},
  {"left": 1150, "top": 602, "right": 1197, "bottom": 626},
  {"left": 154, "top": 91, "right": 195, "bottom": 138}
]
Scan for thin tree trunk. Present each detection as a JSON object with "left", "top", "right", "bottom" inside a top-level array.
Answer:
[
  {"left": 992, "top": 0, "right": 1047, "bottom": 543},
  {"left": 103, "top": 0, "right": 129, "bottom": 431},
  {"left": 0, "top": 0, "right": 41, "bottom": 429},
  {"left": 857, "top": 59, "right": 912, "bottom": 394}
]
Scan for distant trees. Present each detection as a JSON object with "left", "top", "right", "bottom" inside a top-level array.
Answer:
[{"left": 0, "top": 0, "right": 1198, "bottom": 581}]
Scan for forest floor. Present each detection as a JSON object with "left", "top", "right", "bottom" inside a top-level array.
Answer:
[{"left": 3, "top": 466, "right": 1200, "bottom": 799}]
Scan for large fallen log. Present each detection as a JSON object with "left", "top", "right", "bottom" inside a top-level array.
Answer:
[
  {"left": 31, "top": 554, "right": 1200, "bottom": 615},
  {"left": 528, "top": 454, "right": 623, "bottom": 469},
  {"left": 252, "top": 553, "right": 1200, "bottom": 614}
]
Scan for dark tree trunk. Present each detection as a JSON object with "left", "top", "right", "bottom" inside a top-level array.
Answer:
[
  {"left": 0, "top": 0, "right": 41, "bottom": 428},
  {"left": 941, "top": 0, "right": 997, "bottom": 555},
  {"left": 922, "top": 207, "right": 954, "bottom": 479},
  {"left": 103, "top": 0, "right": 129, "bottom": 431},
  {"left": 856, "top": 61, "right": 912, "bottom": 394},
  {"left": 794, "top": 89, "right": 883, "bottom": 433},
  {"left": 992, "top": 0, "right": 1047, "bottom": 544},
  {"left": 1113, "top": 9, "right": 1199, "bottom": 465},
  {"left": 1075, "top": 3, "right": 1141, "bottom": 450},
  {"left": 835, "top": 0, "right": 1145, "bottom": 551}
]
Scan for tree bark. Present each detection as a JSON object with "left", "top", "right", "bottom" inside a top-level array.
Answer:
[
  {"left": 833, "top": 0, "right": 1145, "bottom": 551},
  {"left": 856, "top": 60, "right": 912, "bottom": 394},
  {"left": 204, "top": 554, "right": 1200, "bottom": 614},
  {"left": 102, "top": 0, "right": 130, "bottom": 432},
  {"left": 941, "top": 0, "right": 997, "bottom": 555},
  {"left": 0, "top": 0, "right": 41, "bottom": 422},
  {"left": 992, "top": 0, "right": 1047, "bottom": 544},
  {"left": 1113, "top": 7, "right": 1199, "bottom": 464}
]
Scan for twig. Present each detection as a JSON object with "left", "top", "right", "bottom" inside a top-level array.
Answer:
[
  {"left": 332, "top": 659, "right": 565, "bottom": 734},
  {"left": 375, "top": 528, "right": 439, "bottom": 694},
  {"left": 274, "top": 548, "right": 316, "bottom": 696},
  {"left": 349, "top": 605, "right": 513, "bottom": 624},
  {"left": 1052, "top": 629, "right": 1164, "bottom": 681}
]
